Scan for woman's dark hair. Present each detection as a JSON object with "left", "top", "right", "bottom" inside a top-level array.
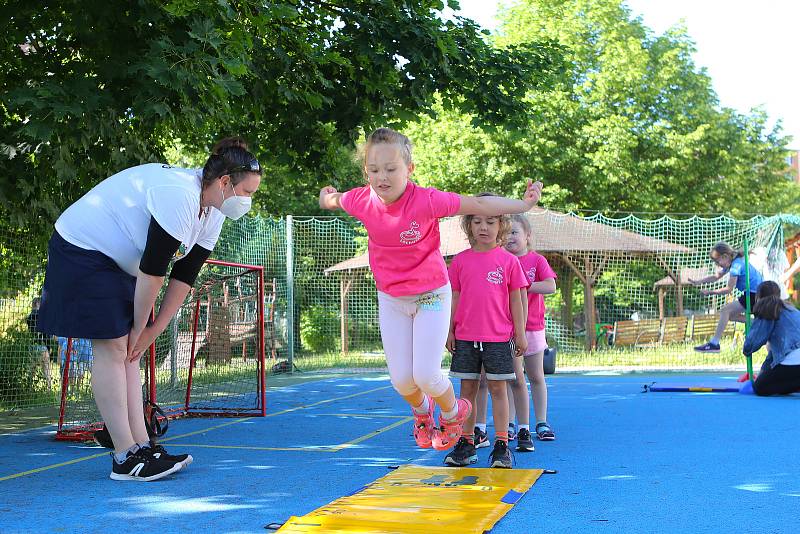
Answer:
[
  {"left": 752, "top": 280, "right": 787, "bottom": 321},
  {"left": 201, "top": 136, "right": 262, "bottom": 187}
]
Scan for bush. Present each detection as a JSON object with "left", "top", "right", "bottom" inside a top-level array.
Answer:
[
  {"left": 300, "top": 305, "right": 339, "bottom": 353},
  {"left": 0, "top": 327, "right": 45, "bottom": 406}
]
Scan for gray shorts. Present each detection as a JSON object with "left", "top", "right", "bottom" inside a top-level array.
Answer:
[{"left": 450, "top": 339, "right": 515, "bottom": 381}]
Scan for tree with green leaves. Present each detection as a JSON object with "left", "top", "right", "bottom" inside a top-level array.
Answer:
[
  {"left": 0, "top": 0, "right": 563, "bottom": 294},
  {"left": 407, "top": 0, "right": 799, "bottom": 216}
]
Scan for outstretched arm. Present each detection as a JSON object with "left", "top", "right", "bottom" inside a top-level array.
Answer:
[
  {"left": 455, "top": 180, "right": 543, "bottom": 216},
  {"left": 700, "top": 276, "right": 736, "bottom": 296},
  {"left": 319, "top": 186, "right": 344, "bottom": 211},
  {"left": 781, "top": 255, "right": 800, "bottom": 285},
  {"left": 688, "top": 271, "right": 725, "bottom": 285}
]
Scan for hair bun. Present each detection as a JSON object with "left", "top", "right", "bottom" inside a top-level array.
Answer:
[{"left": 212, "top": 136, "right": 249, "bottom": 155}]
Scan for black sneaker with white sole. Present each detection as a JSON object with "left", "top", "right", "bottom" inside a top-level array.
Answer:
[
  {"left": 444, "top": 437, "right": 478, "bottom": 467},
  {"left": 516, "top": 428, "right": 535, "bottom": 451},
  {"left": 149, "top": 442, "right": 193, "bottom": 468},
  {"left": 110, "top": 448, "right": 182, "bottom": 482},
  {"left": 473, "top": 426, "right": 490, "bottom": 449},
  {"left": 489, "top": 440, "right": 513, "bottom": 468}
]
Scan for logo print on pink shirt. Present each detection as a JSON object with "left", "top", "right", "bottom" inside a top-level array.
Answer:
[
  {"left": 526, "top": 267, "right": 537, "bottom": 283},
  {"left": 487, "top": 266, "right": 504, "bottom": 285},
  {"left": 399, "top": 221, "right": 422, "bottom": 245}
]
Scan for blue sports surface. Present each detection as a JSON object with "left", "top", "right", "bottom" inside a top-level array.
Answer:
[{"left": 1, "top": 372, "right": 798, "bottom": 533}]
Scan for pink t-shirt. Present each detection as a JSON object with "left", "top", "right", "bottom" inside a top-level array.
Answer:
[
  {"left": 449, "top": 246, "right": 529, "bottom": 342},
  {"left": 517, "top": 251, "right": 557, "bottom": 331},
  {"left": 341, "top": 181, "right": 461, "bottom": 296}
]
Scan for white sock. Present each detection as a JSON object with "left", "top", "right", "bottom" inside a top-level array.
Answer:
[
  {"left": 138, "top": 441, "right": 152, "bottom": 449},
  {"left": 710, "top": 337, "right": 720, "bottom": 345},
  {"left": 519, "top": 424, "right": 530, "bottom": 431},
  {"left": 114, "top": 444, "right": 139, "bottom": 464},
  {"left": 476, "top": 423, "right": 487, "bottom": 432},
  {"left": 442, "top": 404, "right": 458, "bottom": 421},
  {"left": 412, "top": 396, "right": 430, "bottom": 415}
]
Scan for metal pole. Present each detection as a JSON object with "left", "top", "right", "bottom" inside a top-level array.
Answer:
[
  {"left": 286, "top": 215, "right": 295, "bottom": 373},
  {"left": 743, "top": 239, "right": 754, "bottom": 384}
]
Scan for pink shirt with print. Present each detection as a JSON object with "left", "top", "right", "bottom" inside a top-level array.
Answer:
[
  {"left": 449, "top": 246, "right": 529, "bottom": 342},
  {"left": 341, "top": 181, "right": 461, "bottom": 297},
  {"left": 518, "top": 251, "right": 557, "bottom": 331}
]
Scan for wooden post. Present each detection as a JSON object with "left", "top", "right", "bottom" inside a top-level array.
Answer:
[
  {"left": 658, "top": 287, "right": 666, "bottom": 321},
  {"left": 561, "top": 270, "right": 574, "bottom": 332},
  {"left": 340, "top": 276, "right": 353, "bottom": 353}
]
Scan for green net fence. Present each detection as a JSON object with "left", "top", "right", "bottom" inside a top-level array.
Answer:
[{"left": 2, "top": 210, "right": 800, "bottom": 413}]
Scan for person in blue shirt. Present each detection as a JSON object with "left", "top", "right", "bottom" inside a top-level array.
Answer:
[
  {"left": 743, "top": 281, "right": 800, "bottom": 395},
  {"left": 689, "top": 242, "right": 763, "bottom": 353}
]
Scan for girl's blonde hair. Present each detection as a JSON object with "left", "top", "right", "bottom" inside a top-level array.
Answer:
[
  {"left": 360, "top": 127, "right": 414, "bottom": 170},
  {"left": 509, "top": 213, "right": 533, "bottom": 252},
  {"left": 460, "top": 192, "right": 512, "bottom": 246}
]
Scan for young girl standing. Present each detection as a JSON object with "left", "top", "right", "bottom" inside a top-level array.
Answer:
[
  {"left": 444, "top": 198, "right": 529, "bottom": 468},
  {"left": 319, "top": 128, "right": 542, "bottom": 451},
  {"left": 472, "top": 214, "right": 558, "bottom": 451},
  {"left": 506, "top": 214, "right": 557, "bottom": 442},
  {"left": 743, "top": 281, "right": 800, "bottom": 396}
]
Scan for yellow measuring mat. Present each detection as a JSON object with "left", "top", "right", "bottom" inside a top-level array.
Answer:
[{"left": 276, "top": 464, "right": 544, "bottom": 533}]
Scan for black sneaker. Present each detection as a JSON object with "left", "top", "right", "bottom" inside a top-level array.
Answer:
[
  {"left": 110, "top": 448, "right": 182, "bottom": 481},
  {"left": 516, "top": 428, "right": 535, "bottom": 452},
  {"left": 149, "top": 442, "right": 193, "bottom": 467},
  {"left": 489, "top": 440, "right": 513, "bottom": 469},
  {"left": 474, "top": 426, "right": 490, "bottom": 449},
  {"left": 444, "top": 437, "right": 478, "bottom": 467},
  {"left": 694, "top": 342, "right": 720, "bottom": 353}
]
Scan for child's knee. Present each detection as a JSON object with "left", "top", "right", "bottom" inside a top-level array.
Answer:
[
  {"left": 413, "top": 372, "right": 450, "bottom": 397},
  {"left": 487, "top": 379, "right": 507, "bottom": 396},
  {"left": 390, "top": 376, "right": 419, "bottom": 397}
]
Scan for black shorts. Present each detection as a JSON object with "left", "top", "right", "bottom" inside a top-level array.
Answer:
[
  {"left": 737, "top": 292, "right": 758, "bottom": 309},
  {"left": 37, "top": 231, "right": 136, "bottom": 339},
  {"left": 450, "top": 339, "right": 515, "bottom": 381}
]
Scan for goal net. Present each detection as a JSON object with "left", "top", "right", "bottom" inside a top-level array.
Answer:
[{"left": 56, "top": 259, "right": 267, "bottom": 441}]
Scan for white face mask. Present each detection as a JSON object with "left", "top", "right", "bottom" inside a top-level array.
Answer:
[{"left": 219, "top": 182, "right": 252, "bottom": 220}]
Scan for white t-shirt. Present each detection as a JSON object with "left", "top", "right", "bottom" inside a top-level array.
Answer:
[{"left": 55, "top": 163, "right": 225, "bottom": 277}]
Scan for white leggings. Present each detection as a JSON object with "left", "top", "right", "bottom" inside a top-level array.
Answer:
[{"left": 377, "top": 283, "right": 452, "bottom": 398}]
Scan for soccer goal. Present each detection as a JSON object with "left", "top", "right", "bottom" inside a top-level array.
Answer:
[{"left": 56, "top": 259, "right": 268, "bottom": 441}]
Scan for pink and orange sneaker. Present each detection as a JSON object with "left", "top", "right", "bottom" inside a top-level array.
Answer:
[
  {"left": 411, "top": 395, "right": 435, "bottom": 448},
  {"left": 432, "top": 398, "right": 472, "bottom": 451}
]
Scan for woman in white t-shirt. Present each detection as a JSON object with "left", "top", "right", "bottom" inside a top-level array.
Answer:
[{"left": 37, "top": 137, "right": 262, "bottom": 481}]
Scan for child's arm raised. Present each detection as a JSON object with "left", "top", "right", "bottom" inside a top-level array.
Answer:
[
  {"left": 456, "top": 180, "right": 543, "bottom": 216},
  {"left": 319, "top": 186, "right": 344, "bottom": 211},
  {"left": 510, "top": 289, "right": 527, "bottom": 357}
]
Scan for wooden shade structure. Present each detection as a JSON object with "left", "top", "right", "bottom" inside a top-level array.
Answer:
[{"left": 325, "top": 208, "right": 693, "bottom": 350}]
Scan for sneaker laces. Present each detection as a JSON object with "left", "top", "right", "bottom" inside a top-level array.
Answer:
[{"left": 490, "top": 440, "right": 515, "bottom": 467}]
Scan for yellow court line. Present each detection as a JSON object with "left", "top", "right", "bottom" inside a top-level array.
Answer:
[
  {"left": 309, "top": 413, "right": 408, "bottom": 419},
  {"left": 330, "top": 416, "right": 414, "bottom": 452},
  {"left": 0, "top": 452, "right": 108, "bottom": 482},
  {"left": 167, "top": 416, "right": 414, "bottom": 454},
  {"left": 1, "top": 384, "right": 393, "bottom": 482},
  {"left": 164, "top": 444, "right": 337, "bottom": 452}
]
